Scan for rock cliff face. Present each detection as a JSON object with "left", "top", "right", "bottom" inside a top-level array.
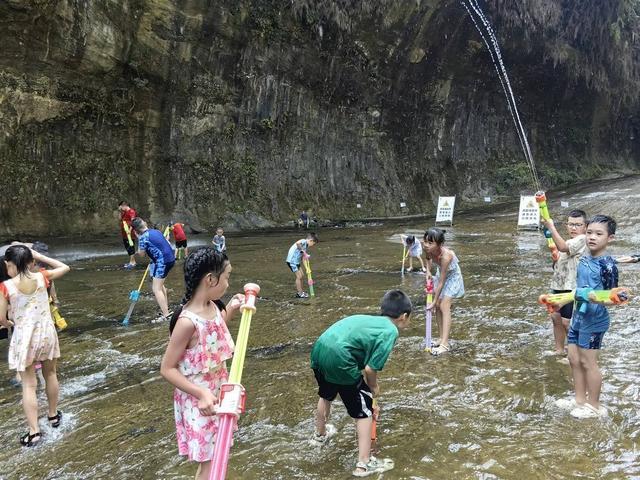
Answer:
[{"left": 1, "top": 0, "right": 639, "bottom": 235}]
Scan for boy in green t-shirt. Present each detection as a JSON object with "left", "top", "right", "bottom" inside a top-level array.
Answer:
[{"left": 310, "top": 290, "right": 412, "bottom": 477}]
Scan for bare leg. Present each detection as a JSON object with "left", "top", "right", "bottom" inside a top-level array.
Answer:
[
  {"left": 41, "top": 359, "right": 59, "bottom": 418},
  {"left": 551, "top": 312, "right": 567, "bottom": 354},
  {"left": 418, "top": 256, "right": 426, "bottom": 270},
  {"left": 195, "top": 461, "right": 211, "bottom": 480},
  {"left": 580, "top": 349, "right": 602, "bottom": 409},
  {"left": 568, "top": 344, "right": 587, "bottom": 404},
  {"left": 315, "top": 398, "right": 331, "bottom": 435},
  {"left": 295, "top": 270, "right": 304, "bottom": 293},
  {"left": 355, "top": 416, "right": 373, "bottom": 464},
  {"left": 438, "top": 297, "right": 454, "bottom": 347},
  {"left": 152, "top": 278, "right": 170, "bottom": 316},
  {"left": 21, "top": 366, "right": 39, "bottom": 434},
  {"left": 129, "top": 254, "right": 136, "bottom": 266}
]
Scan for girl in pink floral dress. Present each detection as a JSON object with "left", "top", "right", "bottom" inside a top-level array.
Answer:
[
  {"left": 161, "top": 247, "right": 245, "bottom": 480},
  {"left": 0, "top": 245, "right": 70, "bottom": 447}
]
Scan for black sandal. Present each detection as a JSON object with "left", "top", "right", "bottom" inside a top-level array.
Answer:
[
  {"left": 48, "top": 410, "right": 62, "bottom": 428},
  {"left": 19, "top": 431, "right": 42, "bottom": 447}
]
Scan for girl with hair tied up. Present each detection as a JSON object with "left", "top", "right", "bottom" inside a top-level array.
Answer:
[
  {"left": 160, "top": 247, "right": 245, "bottom": 480},
  {"left": 0, "top": 245, "right": 70, "bottom": 447},
  {"left": 422, "top": 228, "right": 465, "bottom": 356}
]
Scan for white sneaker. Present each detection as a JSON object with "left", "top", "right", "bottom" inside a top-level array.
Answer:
[
  {"left": 554, "top": 398, "right": 577, "bottom": 410},
  {"left": 570, "top": 404, "right": 607, "bottom": 419}
]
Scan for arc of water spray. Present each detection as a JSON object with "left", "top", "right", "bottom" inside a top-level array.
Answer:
[{"left": 461, "top": 0, "right": 541, "bottom": 191}]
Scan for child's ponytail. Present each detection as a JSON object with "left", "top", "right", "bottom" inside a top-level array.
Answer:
[
  {"left": 169, "top": 247, "right": 229, "bottom": 334},
  {"left": 4, "top": 245, "right": 33, "bottom": 275}
]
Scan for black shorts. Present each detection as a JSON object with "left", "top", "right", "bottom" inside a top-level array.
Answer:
[
  {"left": 286, "top": 262, "right": 300, "bottom": 273},
  {"left": 176, "top": 239, "right": 187, "bottom": 248},
  {"left": 552, "top": 289, "right": 574, "bottom": 319},
  {"left": 123, "top": 237, "right": 135, "bottom": 256},
  {"left": 313, "top": 369, "right": 374, "bottom": 419},
  {"left": 0, "top": 327, "right": 8, "bottom": 340}
]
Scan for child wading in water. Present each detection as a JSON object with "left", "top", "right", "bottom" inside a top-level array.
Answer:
[
  {"left": 423, "top": 228, "right": 465, "bottom": 355},
  {"left": 310, "top": 290, "right": 412, "bottom": 477},
  {"left": 0, "top": 245, "right": 70, "bottom": 446},
  {"left": 285, "top": 232, "right": 318, "bottom": 298},
  {"left": 401, "top": 234, "right": 426, "bottom": 272},
  {"left": 160, "top": 247, "right": 245, "bottom": 480},
  {"left": 542, "top": 210, "right": 588, "bottom": 359},
  {"left": 556, "top": 215, "right": 621, "bottom": 419}
]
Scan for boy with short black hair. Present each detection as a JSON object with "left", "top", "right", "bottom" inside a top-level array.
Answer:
[
  {"left": 542, "top": 209, "right": 588, "bottom": 357},
  {"left": 285, "top": 232, "right": 318, "bottom": 298},
  {"left": 310, "top": 289, "right": 411, "bottom": 477},
  {"left": 560, "top": 215, "right": 620, "bottom": 418}
]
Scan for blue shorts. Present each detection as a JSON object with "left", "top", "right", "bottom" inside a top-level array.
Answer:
[
  {"left": 150, "top": 261, "right": 175, "bottom": 279},
  {"left": 286, "top": 262, "right": 300, "bottom": 273},
  {"left": 567, "top": 326, "right": 605, "bottom": 350}
]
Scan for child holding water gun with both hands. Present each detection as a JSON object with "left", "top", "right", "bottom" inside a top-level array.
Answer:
[
  {"left": 285, "top": 232, "right": 318, "bottom": 298},
  {"left": 555, "top": 215, "right": 623, "bottom": 419},
  {"left": 422, "top": 228, "right": 465, "bottom": 356},
  {"left": 310, "top": 290, "right": 411, "bottom": 477},
  {"left": 541, "top": 210, "right": 588, "bottom": 358},
  {"left": 401, "top": 234, "right": 426, "bottom": 272},
  {"left": 212, "top": 227, "right": 226, "bottom": 254},
  {"left": 0, "top": 245, "right": 70, "bottom": 446},
  {"left": 160, "top": 247, "right": 245, "bottom": 480}
]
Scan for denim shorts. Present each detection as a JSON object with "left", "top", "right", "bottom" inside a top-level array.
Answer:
[{"left": 567, "top": 326, "right": 605, "bottom": 350}]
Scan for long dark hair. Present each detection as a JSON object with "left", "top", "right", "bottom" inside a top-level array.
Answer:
[
  {"left": 169, "top": 247, "right": 229, "bottom": 334},
  {"left": 4, "top": 245, "right": 33, "bottom": 276}
]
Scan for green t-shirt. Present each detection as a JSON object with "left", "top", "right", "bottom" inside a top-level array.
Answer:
[{"left": 310, "top": 314, "right": 399, "bottom": 385}]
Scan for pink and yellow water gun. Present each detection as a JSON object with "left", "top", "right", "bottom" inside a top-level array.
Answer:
[
  {"left": 209, "top": 283, "right": 260, "bottom": 480},
  {"left": 423, "top": 276, "right": 434, "bottom": 352}
]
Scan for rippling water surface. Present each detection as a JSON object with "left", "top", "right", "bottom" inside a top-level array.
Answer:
[{"left": 2, "top": 176, "right": 640, "bottom": 479}]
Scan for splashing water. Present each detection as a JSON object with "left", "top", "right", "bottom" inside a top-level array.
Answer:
[{"left": 461, "top": 0, "right": 541, "bottom": 191}]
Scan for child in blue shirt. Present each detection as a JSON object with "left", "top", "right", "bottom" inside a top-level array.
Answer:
[
  {"left": 563, "top": 215, "right": 620, "bottom": 419},
  {"left": 132, "top": 218, "right": 176, "bottom": 320},
  {"left": 285, "top": 232, "right": 318, "bottom": 298}
]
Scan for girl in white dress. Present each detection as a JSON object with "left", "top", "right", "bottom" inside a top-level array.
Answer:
[{"left": 0, "top": 245, "right": 70, "bottom": 446}]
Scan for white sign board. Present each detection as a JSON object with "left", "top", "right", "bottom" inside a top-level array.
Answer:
[
  {"left": 400, "top": 202, "right": 407, "bottom": 208},
  {"left": 560, "top": 201, "right": 569, "bottom": 208},
  {"left": 484, "top": 196, "right": 491, "bottom": 203},
  {"left": 356, "top": 203, "right": 362, "bottom": 209},
  {"left": 436, "top": 196, "right": 456, "bottom": 224},
  {"left": 517, "top": 195, "right": 540, "bottom": 229}
]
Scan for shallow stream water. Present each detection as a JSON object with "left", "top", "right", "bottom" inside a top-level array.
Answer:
[{"left": 2, "top": 176, "right": 640, "bottom": 479}]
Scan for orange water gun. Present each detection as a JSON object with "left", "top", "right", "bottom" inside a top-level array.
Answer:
[{"left": 538, "top": 287, "right": 631, "bottom": 313}]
